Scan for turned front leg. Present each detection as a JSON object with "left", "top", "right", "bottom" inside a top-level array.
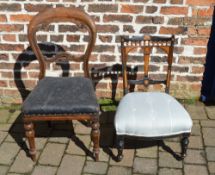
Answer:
[
  {"left": 116, "top": 135, "right": 124, "bottom": 162},
  {"left": 91, "top": 118, "right": 100, "bottom": 161},
  {"left": 24, "top": 122, "right": 36, "bottom": 161},
  {"left": 181, "top": 134, "right": 190, "bottom": 159}
]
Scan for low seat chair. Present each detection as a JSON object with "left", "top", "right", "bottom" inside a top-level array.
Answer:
[
  {"left": 114, "top": 35, "right": 192, "bottom": 161},
  {"left": 22, "top": 7, "right": 100, "bottom": 161}
]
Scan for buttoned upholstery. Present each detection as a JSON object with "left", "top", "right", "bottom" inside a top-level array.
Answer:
[{"left": 115, "top": 92, "right": 192, "bottom": 137}]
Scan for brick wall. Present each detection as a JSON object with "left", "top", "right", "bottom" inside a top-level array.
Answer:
[{"left": 0, "top": 0, "right": 214, "bottom": 104}]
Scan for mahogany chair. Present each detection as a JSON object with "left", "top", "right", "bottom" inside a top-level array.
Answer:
[
  {"left": 114, "top": 35, "right": 193, "bottom": 161},
  {"left": 22, "top": 7, "right": 100, "bottom": 161}
]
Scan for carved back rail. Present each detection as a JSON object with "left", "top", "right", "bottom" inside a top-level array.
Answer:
[
  {"left": 28, "top": 7, "right": 97, "bottom": 80},
  {"left": 121, "top": 35, "right": 175, "bottom": 94}
]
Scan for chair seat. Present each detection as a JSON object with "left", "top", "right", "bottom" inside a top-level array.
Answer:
[
  {"left": 22, "top": 77, "right": 99, "bottom": 116},
  {"left": 114, "top": 92, "right": 192, "bottom": 137}
]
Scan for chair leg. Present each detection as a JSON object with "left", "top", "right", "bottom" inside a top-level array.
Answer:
[
  {"left": 181, "top": 134, "right": 190, "bottom": 159},
  {"left": 91, "top": 118, "right": 100, "bottom": 161},
  {"left": 24, "top": 122, "right": 36, "bottom": 161},
  {"left": 116, "top": 135, "right": 124, "bottom": 162}
]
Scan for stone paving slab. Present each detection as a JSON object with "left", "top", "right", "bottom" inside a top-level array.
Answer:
[
  {"left": 9, "top": 150, "right": 35, "bottom": 174},
  {"left": 158, "top": 168, "right": 183, "bottom": 175},
  {"left": 83, "top": 161, "right": 108, "bottom": 174},
  {"left": 0, "top": 142, "right": 20, "bottom": 165},
  {"left": 57, "top": 155, "right": 85, "bottom": 175},
  {"left": 134, "top": 157, "right": 157, "bottom": 174},
  {"left": 107, "top": 166, "right": 132, "bottom": 175},
  {"left": 0, "top": 166, "right": 9, "bottom": 175},
  {"left": 0, "top": 103, "right": 214, "bottom": 175},
  {"left": 31, "top": 165, "right": 57, "bottom": 175},
  {"left": 205, "top": 106, "right": 215, "bottom": 119},
  {"left": 39, "top": 143, "right": 66, "bottom": 166}
]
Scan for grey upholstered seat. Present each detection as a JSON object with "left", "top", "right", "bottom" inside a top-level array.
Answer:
[
  {"left": 115, "top": 92, "right": 192, "bottom": 137},
  {"left": 23, "top": 77, "right": 99, "bottom": 116}
]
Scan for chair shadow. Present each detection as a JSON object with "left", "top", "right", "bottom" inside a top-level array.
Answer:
[
  {"left": 201, "top": 7, "right": 215, "bottom": 104},
  {"left": 9, "top": 112, "right": 94, "bottom": 159},
  {"left": 91, "top": 63, "right": 138, "bottom": 102}
]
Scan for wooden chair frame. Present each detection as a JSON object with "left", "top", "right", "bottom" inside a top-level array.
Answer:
[
  {"left": 23, "top": 7, "right": 100, "bottom": 161},
  {"left": 116, "top": 35, "right": 190, "bottom": 161}
]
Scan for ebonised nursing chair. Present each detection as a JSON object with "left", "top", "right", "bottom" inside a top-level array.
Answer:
[{"left": 114, "top": 35, "right": 192, "bottom": 161}]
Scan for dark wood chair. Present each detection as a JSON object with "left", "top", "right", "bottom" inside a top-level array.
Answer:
[
  {"left": 22, "top": 7, "right": 100, "bottom": 161},
  {"left": 114, "top": 35, "right": 193, "bottom": 161}
]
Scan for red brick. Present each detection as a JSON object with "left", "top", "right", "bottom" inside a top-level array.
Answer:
[
  {"left": 168, "top": 17, "right": 183, "bottom": 25},
  {"left": 97, "top": 25, "right": 119, "bottom": 33},
  {"left": 193, "top": 7, "right": 214, "bottom": 17},
  {"left": 153, "top": 17, "right": 164, "bottom": 24},
  {"left": 0, "top": 15, "right": 7, "bottom": 22},
  {"left": 184, "top": 17, "right": 211, "bottom": 26},
  {"left": 153, "top": 0, "right": 166, "bottom": 3},
  {"left": 96, "top": 82, "right": 108, "bottom": 89},
  {"left": 171, "top": 66, "right": 189, "bottom": 73},
  {"left": 123, "top": 25, "right": 135, "bottom": 33},
  {"left": 100, "top": 55, "right": 116, "bottom": 62},
  {"left": 0, "top": 80, "right": 8, "bottom": 87},
  {"left": 134, "top": 0, "right": 149, "bottom": 2},
  {"left": 10, "top": 14, "right": 33, "bottom": 22},
  {"left": 186, "top": 0, "right": 215, "bottom": 6},
  {"left": 198, "top": 8, "right": 213, "bottom": 16},
  {"left": 9, "top": 80, "right": 37, "bottom": 89},
  {"left": 140, "top": 26, "right": 157, "bottom": 34},
  {"left": 159, "top": 27, "right": 187, "bottom": 35},
  {"left": 174, "top": 47, "right": 184, "bottom": 54},
  {"left": 23, "top": 63, "right": 39, "bottom": 70},
  {"left": 0, "top": 44, "right": 24, "bottom": 51},
  {"left": 136, "top": 16, "right": 152, "bottom": 24},
  {"left": 146, "top": 6, "right": 158, "bottom": 13},
  {"left": 121, "top": 5, "right": 143, "bottom": 13},
  {"left": 188, "top": 27, "right": 197, "bottom": 36},
  {"left": 28, "top": 72, "right": 39, "bottom": 79},
  {"left": 197, "top": 27, "right": 211, "bottom": 36},
  {"left": 191, "top": 66, "right": 204, "bottom": 73},
  {"left": 103, "top": 15, "right": 132, "bottom": 23},
  {"left": 24, "top": 4, "right": 52, "bottom": 12},
  {"left": 99, "top": 35, "right": 112, "bottom": 43},
  {"left": 170, "top": 0, "right": 183, "bottom": 4},
  {"left": 88, "top": 4, "right": 118, "bottom": 12},
  {"left": 0, "top": 24, "right": 24, "bottom": 32},
  {"left": 4, "top": 89, "right": 21, "bottom": 96},
  {"left": 66, "top": 35, "right": 80, "bottom": 42},
  {"left": 161, "top": 7, "right": 188, "bottom": 15},
  {"left": 193, "top": 47, "right": 207, "bottom": 55},
  {"left": 1, "top": 72, "right": 13, "bottom": 78},
  {"left": 0, "top": 3, "right": 21, "bottom": 11},
  {"left": 0, "top": 54, "right": 9, "bottom": 61},
  {"left": 94, "top": 45, "right": 115, "bottom": 52},
  {"left": 50, "top": 35, "right": 64, "bottom": 42},
  {"left": 2, "top": 34, "right": 16, "bottom": 42},
  {"left": 176, "top": 75, "right": 202, "bottom": 82},
  {"left": 191, "top": 83, "right": 201, "bottom": 91},
  {"left": 181, "top": 38, "right": 208, "bottom": 46},
  {"left": 178, "top": 56, "right": 205, "bottom": 64}
]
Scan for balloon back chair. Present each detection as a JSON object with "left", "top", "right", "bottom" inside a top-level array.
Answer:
[
  {"left": 114, "top": 35, "right": 193, "bottom": 161},
  {"left": 22, "top": 7, "right": 100, "bottom": 161}
]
